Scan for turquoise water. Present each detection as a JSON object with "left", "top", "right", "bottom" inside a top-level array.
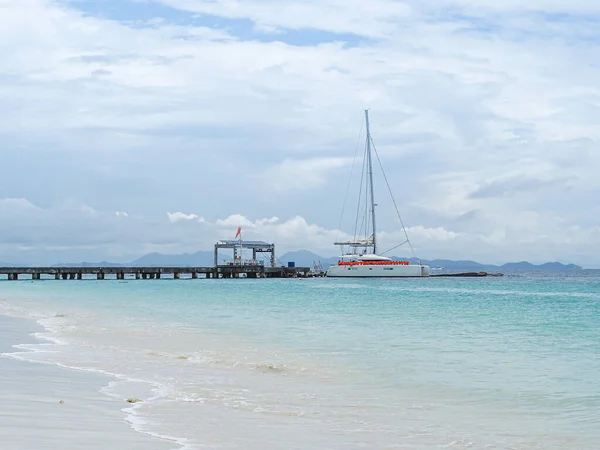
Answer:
[{"left": 1, "top": 272, "right": 599, "bottom": 448}]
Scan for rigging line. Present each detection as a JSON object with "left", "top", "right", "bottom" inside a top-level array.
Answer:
[
  {"left": 353, "top": 139, "right": 368, "bottom": 242},
  {"left": 362, "top": 138, "right": 371, "bottom": 246},
  {"left": 380, "top": 240, "right": 409, "bottom": 256},
  {"left": 335, "top": 119, "right": 365, "bottom": 243},
  {"left": 365, "top": 138, "right": 371, "bottom": 239},
  {"left": 370, "top": 137, "right": 417, "bottom": 259}
]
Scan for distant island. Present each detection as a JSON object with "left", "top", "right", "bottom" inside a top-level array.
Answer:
[{"left": 46, "top": 249, "right": 584, "bottom": 271}]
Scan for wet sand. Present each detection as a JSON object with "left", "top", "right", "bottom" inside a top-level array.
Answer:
[{"left": 0, "top": 315, "right": 176, "bottom": 450}]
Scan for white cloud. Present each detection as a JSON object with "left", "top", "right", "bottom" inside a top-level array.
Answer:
[
  {"left": 160, "top": 0, "right": 412, "bottom": 37},
  {"left": 256, "top": 217, "right": 280, "bottom": 225},
  {"left": 167, "top": 212, "right": 205, "bottom": 223},
  {"left": 403, "top": 226, "right": 459, "bottom": 242},
  {"left": 0, "top": 198, "right": 41, "bottom": 212},
  {"left": 0, "top": 199, "right": 597, "bottom": 266},
  {"left": 0, "top": 1, "right": 599, "bottom": 266},
  {"left": 215, "top": 214, "right": 255, "bottom": 228},
  {"left": 431, "top": 0, "right": 600, "bottom": 14},
  {"left": 213, "top": 214, "right": 349, "bottom": 250},
  {"left": 260, "top": 157, "right": 353, "bottom": 190}
]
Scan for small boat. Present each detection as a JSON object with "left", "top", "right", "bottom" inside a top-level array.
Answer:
[{"left": 326, "top": 110, "right": 430, "bottom": 278}]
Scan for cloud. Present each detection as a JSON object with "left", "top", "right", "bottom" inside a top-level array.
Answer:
[
  {"left": 215, "top": 214, "right": 255, "bottom": 228},
  {"left": 167, "top": 212, "right": 205, "bottom": 223},
  {"left": 403, "top": 225, "right": 460, "bottom": 241},
  {"left": 0, "top": 200, "right": 349, "bottom": 263},
  {"left": 0, "top": 198, "right": 41, "bottom": 212},
  {"left": 259, "top": 157, "right": 353, "bottom": 190},
  {"left": 158, "top": 0, "right": 412, "bottom": 38},
  {"left": 0, "top": 1, "right": 599, "bottom": 266},
  {"left": 469, "top": 175, "right": 575, "bottom": 199},
  {"left": 430, "top": 0, "right": 600, "bottom": 14},
  {"left": 0, "top": 199, "right": 595, "bottom": 267}
]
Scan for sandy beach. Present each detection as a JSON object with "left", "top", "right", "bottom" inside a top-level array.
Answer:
[{"left": 0, "top": 314, "right": 177, "bottom": 450}]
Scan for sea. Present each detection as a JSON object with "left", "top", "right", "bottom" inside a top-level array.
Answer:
[{"left": 1, "top": 271, "right": 599, "bottom": 449}]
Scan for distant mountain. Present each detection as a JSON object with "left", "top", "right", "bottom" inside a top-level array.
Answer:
[
  {"left": 276, "top": 253, "right": 493, "bottom": 271},
  {"left": 277, "top": 250, "right": 338, "bottom": 268},
  {"left": 500, "top": 261, "right": 582, "bottom": 271},
  {"left": 0, "top": 261, "right": 29, "bottom": 267},
  {"left": 416, "top": 260, "right": 582, "bottom": 272},
  {"left": 130, "top": 251, "right": 214, "bottom": 267},
  {"left": 277, "top": 253, "right": 582, "bottom": 271},
  {"left": 0, "top": 250, "right": 584, "bottom": 271},
  {"left": 55, "top": 261, "right": 124, "bottom": 267},
  {"left": 536, "top": 262, "right": 582, "bottom": 270}
]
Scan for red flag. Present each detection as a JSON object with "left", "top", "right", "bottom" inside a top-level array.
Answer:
[{"left": 235, "top": 226, "right": 241, "bottom": 239}]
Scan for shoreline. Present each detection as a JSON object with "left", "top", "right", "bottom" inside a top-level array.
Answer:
[{"left": 0, "top": 314, "right": 179, "bottom": 450}]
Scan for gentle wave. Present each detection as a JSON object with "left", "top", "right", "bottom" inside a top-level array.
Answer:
[{"left": 375, "top": 285, "right": 600, "bottom": 299}]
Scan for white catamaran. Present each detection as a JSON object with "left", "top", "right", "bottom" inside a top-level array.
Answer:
[{"left": 326, "top": 110, "right": 430, "bottom": 278}]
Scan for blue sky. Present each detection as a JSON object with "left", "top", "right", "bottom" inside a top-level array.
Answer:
[
  {"left": 63, "top": 0, "right": 368, "bottom": 46},
  {"left": 1, "top": 0, "right": 600, "bottom": 266}
]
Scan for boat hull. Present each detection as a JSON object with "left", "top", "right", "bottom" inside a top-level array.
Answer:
[{"left": 326, "top": 264, "right": 430, "bottom": 278}]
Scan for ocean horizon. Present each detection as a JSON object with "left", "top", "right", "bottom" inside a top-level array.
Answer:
[{"left": 1, "top": 271, "right": 599, "bottom": 449}]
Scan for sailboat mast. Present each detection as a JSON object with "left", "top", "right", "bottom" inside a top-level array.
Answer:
[{"left": 365, "top": 109, "right": 377, "bottom": 255}]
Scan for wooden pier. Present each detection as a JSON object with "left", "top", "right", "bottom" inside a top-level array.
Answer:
[
  {"left": 0, "top": 265, "right": 311, "bottom": 280},
  {"left": 0, "top": 240, "right": 314, "bottom": 280}
]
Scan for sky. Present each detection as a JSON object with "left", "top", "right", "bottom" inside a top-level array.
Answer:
[{"left": 0, "top": 0, "right": 599, "bottom": 267}]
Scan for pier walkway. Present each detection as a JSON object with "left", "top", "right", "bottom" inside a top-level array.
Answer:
[{"left": 0, "top": 265, "right": 311, "bottom": 280}]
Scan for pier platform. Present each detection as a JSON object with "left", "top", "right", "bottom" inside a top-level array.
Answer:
[{"left": 0, "top": 265, "right": 311, "bottom": 280}]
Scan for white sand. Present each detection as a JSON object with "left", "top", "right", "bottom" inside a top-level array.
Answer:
[{"left": 0, "top": 315, "right": 177, "bottom": 450}]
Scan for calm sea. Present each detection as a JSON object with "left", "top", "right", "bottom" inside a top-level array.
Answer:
[{"left": 1, "top": 271, "right": 599, "bottom": 449}]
